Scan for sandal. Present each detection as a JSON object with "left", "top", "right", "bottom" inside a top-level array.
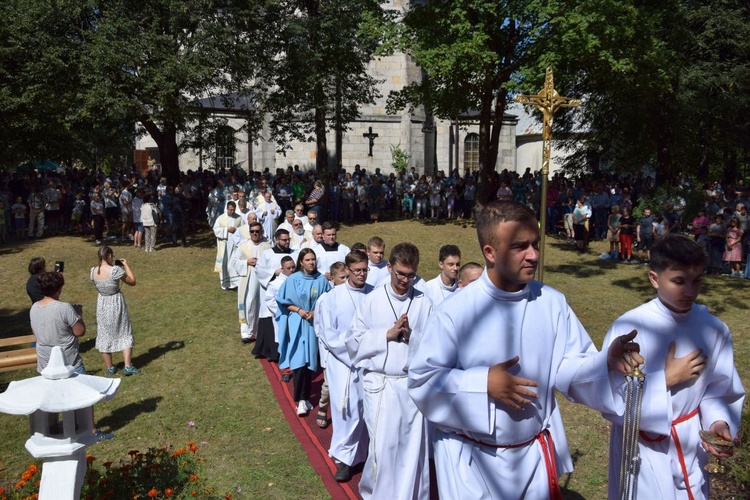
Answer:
[{"left": 316, "top": 410, "right": 329, "bottom": 429}]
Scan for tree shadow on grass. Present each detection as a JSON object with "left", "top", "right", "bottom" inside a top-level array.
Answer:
[
  {"left": 560, "top": 449, "right": 587, "bottom": 499},
  {"left": 546, "top": 261, "right": 610, "bottom": 278},
  {"left": 130, "top": 341, "right": 186, "bottom": 370},
  {"left": 0, "top": 308, "right": 31, "bottom": 338},
  {"left": 96, "top": 396, "right": 163, "bottom": 433}
]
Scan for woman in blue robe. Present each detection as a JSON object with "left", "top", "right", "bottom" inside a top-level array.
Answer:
[{"left": 276, "top": 248, "right": 331, "bottom": 415}]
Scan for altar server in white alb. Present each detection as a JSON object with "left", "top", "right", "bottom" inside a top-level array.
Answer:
[
  {"left": 213, "top": 200, "right": 243, "bottom": 290},
  {"left": 314, "top": 222, "right": 350, "bottom": 279},
  {"left": 315, "top": 250, "right": 372, "bottom": 483},
  {"left": 365, "top": 236, "right": 389, "bottom": 287},
  {"left": 601, "top": 234, "right": 744, "bottom": 500},
  {"left": 422, "top": 244, "right": 461, "bottom": 306},
  {"left": 230, "top": 221, "right": 271, "bottom": 344},
  {"left": 345, "top": 242, "right": 433, "bottom": 500},
  {"left": 408, "top": 201, "right": 643, "bottom": 500}
]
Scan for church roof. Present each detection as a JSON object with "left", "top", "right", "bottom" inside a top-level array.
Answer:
[{"left": 191, "top": 92, "right": 257, "bottom": 114}]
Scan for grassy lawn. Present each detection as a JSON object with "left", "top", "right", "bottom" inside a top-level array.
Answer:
[{"left": 1, "top": 220, "right": 748, "bottom": 498}]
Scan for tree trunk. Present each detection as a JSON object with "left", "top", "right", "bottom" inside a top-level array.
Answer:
[
  {"left": 314, "top": 83, "right": 328, "bottom": 172},
  {"left": 476, "top": 87, "right": 505, "bottom": 205},
  {"left": 140, "top": 116, "right": 181, "bottom": 185}
]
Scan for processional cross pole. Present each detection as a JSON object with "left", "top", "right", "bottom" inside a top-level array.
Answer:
[
  {"left": 363, "top": 127, "right": 379, "bottom": 157},
  {"left": 514, "top": 68, "right": 581, "bottom": 283}
]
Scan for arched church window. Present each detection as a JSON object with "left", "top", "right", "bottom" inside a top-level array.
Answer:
[
  {"left": 216, "top": 126, "right": 236, "bottom": 170},
  {"left": 464, "top": 133, "right": 479, "bottom": 171}
]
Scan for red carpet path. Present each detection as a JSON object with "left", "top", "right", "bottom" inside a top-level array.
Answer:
[{"left": 260, "top": 359, "right": 362, "bottom": 500}]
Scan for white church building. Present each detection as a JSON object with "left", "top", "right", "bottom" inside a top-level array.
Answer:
[{"left": 135, "top": 2, "right": 573, "bottom": 178}]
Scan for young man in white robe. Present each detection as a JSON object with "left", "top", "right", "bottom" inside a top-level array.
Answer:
[
  {"left": 457, "top": 261, "right": 483, "bottom": 288},
  {"left": 230, "top": 221, "right": 271, "bottom": 344},
  {"left": 365, "top": 236, "right": 389, "bottom": 287},
  {"left": 422, "top": 244, "right": 461, "bottom": 306},
  {"left": 408, "top": 201, "right": 643, "bottom": 500},
  {"left": 255, "top": 191, "right": 281, "bottom": 245},
  {"left": 345, "top": 242, "right": 433, "bottom": 500},
  {"left": 314, "top": 222, "right": 350, "bottom": 278},
  {"left": 315, "top": 250, "right": 372, "bottom": 483},
  {"left": 601, "top": 234, "right": 744, "bottom": 500},
  {"left": 213, "top": 200, "right": 243, "bottom": 290}
]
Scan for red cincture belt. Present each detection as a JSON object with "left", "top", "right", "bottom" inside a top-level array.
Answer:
[
  {"left": 639, "top": 407, "right": 700, "bottom": 500},
  {"left": 457, "top": 429, "right": 562, "bottom": 500}
]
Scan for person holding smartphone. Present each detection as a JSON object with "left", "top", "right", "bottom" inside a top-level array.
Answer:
[{"left": 91, "top": 246, "right": 139, "bottom": 375}]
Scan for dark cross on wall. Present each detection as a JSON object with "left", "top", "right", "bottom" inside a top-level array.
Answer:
[{"left": 362, "top": 127, "right": 379, "bottom": 156}]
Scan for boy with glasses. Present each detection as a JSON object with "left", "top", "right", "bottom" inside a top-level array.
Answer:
[{"left": 346, "top": 243, "right": 433, "bottom": 498}]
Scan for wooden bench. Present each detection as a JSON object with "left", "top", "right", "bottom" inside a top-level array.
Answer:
[{"left": 0, "top": 335, "right": 37, "bottom": 373}]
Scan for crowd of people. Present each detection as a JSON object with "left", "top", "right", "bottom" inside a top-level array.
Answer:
[{"left": 208, "top": 193, "right": 743, "bottom": 499}]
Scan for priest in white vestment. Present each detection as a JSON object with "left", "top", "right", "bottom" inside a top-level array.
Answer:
[
  {"left": 289, "top": 218, "right": 313, "bottom": 250},
  {"left": 230, "top": 221, "right": 271, "bottom": 343},
  {"left": 422, "top": 244, "right": 461, "bottom": 306},
  {"left": 345, "top": 242, "right": 433, "bottom": 500},
  {"left": 255, "top": 191, "right": 281, "bottom": 245},
  {"left": 408, "top": 201, "right": 643, "bottom": 500},
  {"left": 315, "top": 250, "right": 372, "bottom": 482},
  {"left": 213, "top": 200, "right": 243, "bottom": 290}
]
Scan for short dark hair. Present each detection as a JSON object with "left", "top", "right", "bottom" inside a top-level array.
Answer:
[
  {"left": 345, "top": 250, "right": 369, "bottom": 266},
  {"left": 249, "top": 221, "right": 263, "bottom": 231},
  {"left": 275, "top": 228, "right": 290, "bottom": 239},
  {"left": 280, "top": 255, "right": 294, "bottom": 266},
  {"left": 37, "top": 271, "right": 64, "bottom": 297},
  {"left": 28, "top": 257, "right": 46, "bottom": 275},
  {"left": 226, "top": 200, "right": 236, "bottom": 209},
  {"left": 476, "top": 201, "right": 537, "bottom": 248},
  {"left": 351, "top": 242, "right": 367, "bottom": 253},
  {"left": 438, "top": 244, "right": 461, "bottom": 262},
  {"left": 321, "top": 221, "right": 337, "bottom": 232},
  {"left": 650, "top": 234, "right": 707, "bottom": 271},
  {"left": 389, "top": 242, "right": 420, "bottom": 268}
]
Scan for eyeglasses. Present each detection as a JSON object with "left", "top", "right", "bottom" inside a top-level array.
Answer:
[
  {"left": 393, "top": 270, "right": 417, "bottom": 281},
  {"left": 249, "top": 230, "right": 261, "bottom": 234},
  {"left": 348, "top": 267, "right": 369, "bottom": 275},
  {"left": 277, "top": 237, "right": 290, "bottom": 242}
]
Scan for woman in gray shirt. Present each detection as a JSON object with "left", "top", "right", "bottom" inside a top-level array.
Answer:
[{"left": 30, "top": 271, "right": 86, "bottom": 373}]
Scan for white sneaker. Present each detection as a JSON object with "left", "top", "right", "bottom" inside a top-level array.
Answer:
[
  {"left": 305, "top": 400, "right": 314, "bottom": 411},
  {"left": 297, "top": 401, "right": 308, "bottom": 416}
]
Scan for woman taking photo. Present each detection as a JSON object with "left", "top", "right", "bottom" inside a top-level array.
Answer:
[
  {"left": 91, "top": 246, "right": 139, "bottom": 375},
  {"left": 276, "top": 248, "right": 330, "bottom": 416}
]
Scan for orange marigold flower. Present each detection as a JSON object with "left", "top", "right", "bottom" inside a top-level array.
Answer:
[
  {"left": 189, "top": 474, "right": 199, "bottom": 482},
  {"left": 191, "top": 491, "right": 198, "bottom": 497},
  {"left": 0, "top": 486, "right": 5, "bottom": 494},
  {"left": 31, "top": 494, "right": 39, "bottom": 499},
  {"left": 26, "top": 465, "right": 38, "bottom": 475},
  {"left": 186, "top": 441, "right": 195, "bottom": 447},
  {"left": 189, "top": 445, "right": 198, "bottom": 453},
  {"left": 164, "top": 489, "right": 174, "bottom": 497},
  {"left": 86, "top": 454, "right": 96, "bottom": 464},
  {"left": 224, "top": 495, "right": 233, "bottom": 500},
  {"left": 16, "top": 480, "right": 26, "bottom": 488},
  {"left": 147, "top": 489, "right": 158, "bottom": 498},
  {"left": 34, "top": 481, "right": 40, "bottom": 487},
  {"left": 170, "top": 448, "right": 187, "bottom": 458},
  {"left": 21, "top": 471, "right": 33, "bottom": 481},
  {"left": 128, "top": 450, "right": 140, "bottom": 458}
]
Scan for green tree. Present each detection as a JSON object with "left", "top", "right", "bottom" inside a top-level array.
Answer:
[
  {"left": 260, "top": 0, "right": 385, "bottom": 172},
  {"left": 81, "top": 0, "right": 268, "bottom": 183},
  {"left": 388, "top": 0, "right": 571, "bottom": 203}
]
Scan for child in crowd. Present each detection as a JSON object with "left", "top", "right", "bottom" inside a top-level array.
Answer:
[
  {"left": 314, "top": 261, "right": 347, "bottom": 429},
  {"left": 11, "top": 196, "right": 27, "bottom": 239},
  {"left": 71, "top": 193, "right": 86, "bottom": 232},
  {"left": 0, "top": 199, "right": 7, "bottom": 242},
  {"left": 607, "top": 204, "right": 621, "bottom": 258},
  {"left": 618, "top": 206, "right": 636, "bottom": 263},
  {"left": 601, "top": 234, "right": 744, "bottom": 499}
]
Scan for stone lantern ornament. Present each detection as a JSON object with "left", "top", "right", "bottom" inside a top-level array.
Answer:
[{"left": 0, "top": 346, "right": 120, "bottom": 500}]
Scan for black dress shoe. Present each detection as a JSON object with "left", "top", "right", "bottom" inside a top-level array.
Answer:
[
  {"left": 241, "top": 338, "right": 252, "bottom": 344},
  {"left": 334, "top": 463, "right": 353, "bottom": 482}
]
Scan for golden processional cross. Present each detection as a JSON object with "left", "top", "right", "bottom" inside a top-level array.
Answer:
[{"left": 514, "top": 68, "right": 581, "bottom": 283}]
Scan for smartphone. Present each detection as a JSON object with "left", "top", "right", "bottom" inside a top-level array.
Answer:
[
  {"left": 54, "top": 261, "right": 64, "bottom": 273},
  {"left": 114, "top": 259, "right": 123, "bottom": 266}
]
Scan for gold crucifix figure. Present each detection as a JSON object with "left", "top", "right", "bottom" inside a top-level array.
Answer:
[{"left": 514, "top": 68, "right": 581, "bottom": 282}]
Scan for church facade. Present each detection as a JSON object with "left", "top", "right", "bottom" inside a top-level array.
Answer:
[{"left": 135, "top": 1, "right": 521, "bottom": 177}]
